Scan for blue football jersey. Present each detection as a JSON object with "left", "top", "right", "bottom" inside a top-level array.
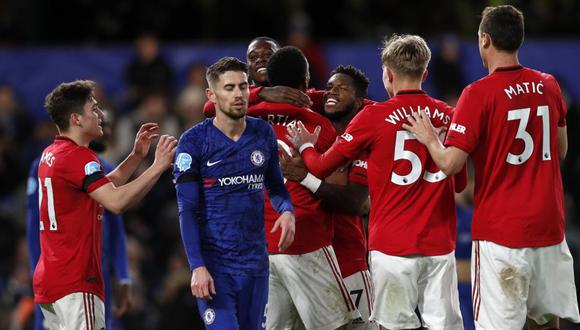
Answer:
[{"left": 174, "top": 117, "right": 292, "bottom": 277}]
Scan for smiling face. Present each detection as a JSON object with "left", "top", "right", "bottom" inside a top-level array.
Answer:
[
  {"left": 323, "top": 73, "right": 358, "bottom": 120},
  {"left": 75, "top": 96, "right": 104, "bottom": 140},
  {"left": 207, "top": 70, "right": 250, "bottom": 120},
  {"left": 246, "top": 39, "right": 279, "bottom": 86}
]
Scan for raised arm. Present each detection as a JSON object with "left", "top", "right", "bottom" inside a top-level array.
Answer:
[
  {"left": 403, "top": 111, "right": 468, "bottom": 176},
  {"left": 286, "top": 121, "right": 351, "bottom": 178},
  {"left": 203, "top": 86, "right": 311, "bottom": 117},
  {"left": 107, "top": 123, "right": 159, "bottom": 186},
  {"left": 280, "top": 151, "right": 369, "bottom": 216},
  {"left": 90, "top": 135, "right": 176, "bottom": 214}
]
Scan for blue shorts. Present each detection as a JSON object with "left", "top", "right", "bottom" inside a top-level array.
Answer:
[{"left": 196, "top": 273, "right": 268, "bottom": 330}]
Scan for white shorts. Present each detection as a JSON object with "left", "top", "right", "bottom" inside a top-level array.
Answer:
[
  {"left": 40, "top": 292, "right": 105, "bottom": 330},
  {"left": 369, "top": 250, "right": 463, "bottom": 330},
  {"left": 343, "top": 270, "right": 378, "bottom": 330},
  {"left": 472, "top": 240, "right": 580, "bottom": 330},
  {"left": 267, "top": 246, "right": 361, "bottom": 330}
]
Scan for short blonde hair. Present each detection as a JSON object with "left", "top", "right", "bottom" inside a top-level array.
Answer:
[{"left": 380, "top": 34, "right": 431, "bottom": 79}]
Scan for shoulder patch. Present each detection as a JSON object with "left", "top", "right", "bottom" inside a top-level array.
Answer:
[
  {"left": 84, "top": 161, "right": 101, "bottom": 176},
  {"left": 176, "top": 153, "right": 193, "bottom": 172}
]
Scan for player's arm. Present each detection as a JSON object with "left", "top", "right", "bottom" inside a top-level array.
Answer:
[
  {"left": 90, "top": 135, "right": 177, "bottom": 214},
  {"left": 107, "top": 211, "right": 131, "bottom": 316},
  {"left": 265, "top": 128, "right": 296, "bottom": 251},
  {"left": 558, "top": 126, "right": 567, "bottom": 160},
  {"left": 286, "top": 121, "right": 351, "bottom": 178},
  {"left": 280, "top": 153, "right": 369, "bottom": 216},
  {"left": 175, "top": 180, "right": 216, "bottom": 300},
  {"left": 203, "top": 86, "right": 311, "bottom": 117},
  {"left": 403, "top": 111, "right": 468, "bottom": 176},
  {"left": 25, "top": 158, "right": 41, "bottom": 271},
  {"left": 107, "top": 123, "right": 159, "bottom": 186}
]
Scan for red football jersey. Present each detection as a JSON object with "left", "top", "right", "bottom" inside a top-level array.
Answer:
[
  {"left": 445, "top": 66, "right": 566, "bottom": 248},
  {"left": 248, "top": 102, "right": 337, "bottom": 254},
  {"left": 34, "top": 136, "right": 110, "bottom": 303},
  {"left": 332, "top": 157, "right": 368, "bottom": 277},
  {"left": 334, "top": 90, "right": 457, "bottom": 256}
]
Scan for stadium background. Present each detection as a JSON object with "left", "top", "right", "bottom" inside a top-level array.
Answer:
[{"left": 1, "top": 0, "right": 579, "bottom": 329}]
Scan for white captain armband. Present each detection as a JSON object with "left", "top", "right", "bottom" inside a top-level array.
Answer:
[{"left": 300, "top": 172, "right": 322, "bottom": 194}]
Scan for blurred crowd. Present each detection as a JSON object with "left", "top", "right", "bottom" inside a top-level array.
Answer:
[
  {"left": 1, "top": 0, "right": 579, "bottom": 44},
  {"left": 1, "top": 1, "right": 580, "bottom": 329}
]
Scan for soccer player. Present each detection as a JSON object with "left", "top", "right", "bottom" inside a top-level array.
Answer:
[
  {"left": 174, "top": 57, "right": 295, "bottom": 329},
  {"left": 202, "top": 37, "right": 312, "bottom": 117},
  {"left": 287, "top": 35, "right": 464, "bottom": 330},
  {"left": 403, "top": 5, "right": 580, "bottom": 330},
  {"left": 34, "top": 80, "right": 176, "bottom": 329},
  {"left": 26, "top": 109, "right": 131, "bottom": 330},
  {"left": 249, "top": 46, "right": 360, "bottom": 330},
  {"left": 280, "top": 64, "right": 374, "bottom": 329}
]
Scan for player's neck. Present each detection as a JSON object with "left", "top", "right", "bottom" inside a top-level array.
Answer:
[
  {"left": 60, "top": 130, "right": 91, "bottom": 147},
  {"left": 486, "top": 51, "right": 519, "bottom": 74},
  {"left": 213, "top": 114, "right": 246, "bottom": 141},
  {"left": 332, "top": 110, "right": 358, "bottom": 134},
  {"left": 392, "top": 80, "right": 422, "bottom": 96}
]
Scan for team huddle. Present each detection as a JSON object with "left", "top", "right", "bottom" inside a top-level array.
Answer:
[{"left": 30, "top": 5, "right": 579, "bottom": 330}]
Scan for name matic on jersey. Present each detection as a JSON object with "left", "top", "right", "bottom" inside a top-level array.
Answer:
[{"left": 504, "top": 81, "right": 543, "bottom": 100}]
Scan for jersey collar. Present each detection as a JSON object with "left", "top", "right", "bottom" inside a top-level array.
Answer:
[
  {"left": 396, "top": 89, "right": 426, "bottom": 96},
  {"left": 494, "top": 65, "right": 523, "bottom": 72},
  {"left": 54, "top": 135, "right": 78, "bottom": 145}
]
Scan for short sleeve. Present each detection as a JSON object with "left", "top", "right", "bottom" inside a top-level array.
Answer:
[
  {"left": 334, "top": 108, "right": 375, "bottom": 160},
  {"left": 444, "top": 85, "right": 485, "bottom": 154},
  {"left": 173, "top": 132, "right": 201, "bottom": 184},
  {"left": 551, "top": 77, "right": 567, "bottom": 127},
  {"left": 64, "top": 148, "right": 109, "bottom": 192}
]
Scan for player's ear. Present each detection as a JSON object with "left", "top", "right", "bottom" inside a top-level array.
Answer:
[
  {"left": 206, "top": 87, "right": 217, "bottom": 104},
  {"left": 70, "top": 112, "right": 81, "bottom": 128},
  {"left": 481, "top": 32, "right": 491, "bottom": 49},
  {"left": 386, "top": 67, "right": 394, "bottom": 83},
  {"left": 422, "top": 70, "right": 429, "bottom": 82}
]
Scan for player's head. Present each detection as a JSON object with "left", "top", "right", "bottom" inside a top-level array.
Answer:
[
  {"left": 324, "top": 65, "right": 369, "bottom": 120},
  {"left": 267, "top": 46, "right": 310, "bottom": 92},
  {"left": 88, "top": 109, "right": 113, "bottom": 153},
  {"left": 478, "top": 5, "right": 524, "bottom": 69},
  {"left": 380, "top": 34, "right": 431, "bottom": 98},
  {"left": 206, "top": 57, "right": 250, "bottom": 120},
  {"left": 44, "top": 80, "right": 104, "bottom": 138},
  {"left": 247, "top": 37, "right": 280, "bottom": 87}
]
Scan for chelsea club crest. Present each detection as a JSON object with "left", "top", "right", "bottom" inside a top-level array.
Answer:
[
  {"left": 203, "top": 308, "right": 216, "bottom": 325},
  {"left": 251, "top": 150, "right": 265, "bottom": 166}
]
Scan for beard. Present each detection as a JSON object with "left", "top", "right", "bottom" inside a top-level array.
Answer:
[{"left": 324, "top": 100, "right": 356, "bottom": 121}]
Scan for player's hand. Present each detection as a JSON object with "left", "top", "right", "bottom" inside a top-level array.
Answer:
[
  {"left": 113, "top": 282, "right": 131, "bottom": 317},
  {"left": 271, "top": 211, "right": 295, "bottom": 251},
  {"left": 132, "top": 123, "right": 160, "bottom": 158},
  {"left": 286, "top": 121, "right": 321, "bottom": 151},
  {"left": 402, "top": 110, "right": 441, "bottom": 146},
  {"left": 152, "top": 135, "right": 177, "bottom": 170},
  {"left": 260, "top": 86, "right": 312, "bottom": 108},
  {"left": 191, "top": 266, "right": 216, "bottom": 300},
  {"left": 279, "top": 147, "right": 308, "bottom": 182}
]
